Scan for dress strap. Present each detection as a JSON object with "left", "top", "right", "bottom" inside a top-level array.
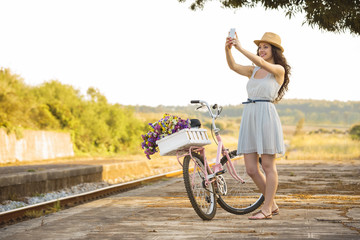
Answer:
[{"left": 250, "top": 66, "right": 261, "bottom": 79}]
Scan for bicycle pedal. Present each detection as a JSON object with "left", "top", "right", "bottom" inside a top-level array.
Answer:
[{"left": 215, "top": 169, "right": 226, "bottom": 176}]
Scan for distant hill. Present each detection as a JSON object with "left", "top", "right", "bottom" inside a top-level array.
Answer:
[{"left": 134, "top": 99, "right": 360, "bottom": 127}]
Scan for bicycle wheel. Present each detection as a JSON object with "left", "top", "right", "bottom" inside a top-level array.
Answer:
[
  {"left": 183, "top": 152, "right": 216, "bottom": 220},
  {"left": 217, "top": 150, "right": 264, "bottom": 215}
]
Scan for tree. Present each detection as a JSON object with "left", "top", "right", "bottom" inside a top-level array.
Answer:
[
  {"left": 0, "top": 69, "right": 144, "bottom": 154},
  {"left": 0, "top": 68, "right": 36, "bottom": 131},
  {"left": 349, "top": 123, "right": 360, "bottom": 140},
  {"left": 178, "top": 0, "right": 360, "bottom": 35}
]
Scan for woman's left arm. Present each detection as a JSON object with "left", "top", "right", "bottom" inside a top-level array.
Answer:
[{"left": 232, "top": 35, "right": 285, "bottom": 85}]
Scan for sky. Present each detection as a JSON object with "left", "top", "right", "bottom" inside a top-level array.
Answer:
[{"left": 1, "top": 0, "right": 359, "bottom": 107}]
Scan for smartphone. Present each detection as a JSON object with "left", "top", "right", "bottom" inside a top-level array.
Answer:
[{"left": 229, "top": 28, "right": 236, "bottom": 38}]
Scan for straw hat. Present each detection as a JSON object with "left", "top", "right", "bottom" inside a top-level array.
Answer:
[{"left": 254, "top": 32, "right": 284, "bottom": 52}]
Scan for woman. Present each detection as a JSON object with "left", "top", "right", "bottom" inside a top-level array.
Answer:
[{"left": 225, "top": 32, "right": 290, "bottom": 220}]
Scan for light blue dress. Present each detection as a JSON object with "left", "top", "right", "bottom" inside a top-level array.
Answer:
[{"left": 237, "top": 67, "right": 285, "bottom": 155}]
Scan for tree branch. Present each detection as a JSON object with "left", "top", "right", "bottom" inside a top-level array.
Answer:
[{"left": 178, "top": 0, "right": 360, "bottom": 35}]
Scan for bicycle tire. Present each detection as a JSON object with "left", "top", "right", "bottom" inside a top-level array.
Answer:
[
  {"left": 183, "top": 152, "right": 216, "bottom": 220},
  {"left": 217, "top": 150, "right": 264, "bottom": 215}
]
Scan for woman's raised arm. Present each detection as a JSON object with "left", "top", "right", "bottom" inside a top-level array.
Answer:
[
  {"left": 231, "top": 34, "right": 285, "bottom": 85},
  {"left": 225, "top": 37, "right": 254, "bottom": 78}
]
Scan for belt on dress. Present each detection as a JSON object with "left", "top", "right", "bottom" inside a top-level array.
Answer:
[{"left": 242, "top": 98, "right": 272, "bottom": 104}]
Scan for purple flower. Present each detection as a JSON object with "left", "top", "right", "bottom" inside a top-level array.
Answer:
[{"left": 140, "top": 113, "right": 190, "bottom": 159}]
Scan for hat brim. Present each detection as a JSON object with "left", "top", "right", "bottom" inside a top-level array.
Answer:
[{"left": 254, "top": 40, "right": 284, "bottom": 52}]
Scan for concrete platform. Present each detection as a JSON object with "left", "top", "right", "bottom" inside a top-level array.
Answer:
[
  {"left": 0, "top": 159, "right": 155, "bottom": 202},
  {"left": 0, "top": 164, "right": 103, "bottom": 201},
  {"left": 0, "top": 160, "right": 359, "bottom": 239}
]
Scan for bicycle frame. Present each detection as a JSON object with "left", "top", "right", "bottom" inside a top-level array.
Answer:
[{"left": 176, "top": 100, "right": 245, "bottom": 189}]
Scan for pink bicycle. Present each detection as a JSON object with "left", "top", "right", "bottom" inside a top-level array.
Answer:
[{"left": 180, "top": 100, "right": 264, "bottom": 220}]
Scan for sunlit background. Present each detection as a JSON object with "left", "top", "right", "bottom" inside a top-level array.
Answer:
[{"left": 1, "top": 0, "right": 359, "bottom": 106}]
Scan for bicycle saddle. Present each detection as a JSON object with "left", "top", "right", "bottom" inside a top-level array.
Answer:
[{"left": 190, "top": 119, "right": 201, "bottom": 128}]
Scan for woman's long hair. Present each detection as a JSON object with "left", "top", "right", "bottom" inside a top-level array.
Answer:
[{"left": 257, "top": 45, "right": 291, "bottom": 103}]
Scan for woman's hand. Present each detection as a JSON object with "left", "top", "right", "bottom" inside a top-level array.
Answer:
[
  {"left": 232, "top": 33, "right": 242, "bottom": 51},
  {"left": 225, "top": 32, "right": 242, "bottom": 51},
  {"left": 225, "top": 36, "right": 233, "bottom": 50}
]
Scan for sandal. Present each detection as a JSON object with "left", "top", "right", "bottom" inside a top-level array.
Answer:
[
  {"left": 248, "top": 210, "right": 272, "bottom": 220},
  {"left": 272, "top": 208, "right": 279, "bottom": 216}
]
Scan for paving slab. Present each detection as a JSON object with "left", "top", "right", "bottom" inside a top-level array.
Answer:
[{"left": 0, "top": 160, "right": 359, "bottom": 239}]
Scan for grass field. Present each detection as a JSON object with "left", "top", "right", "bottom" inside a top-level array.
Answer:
[{"left": 287, "top": 133, "right": 360, "bottom": 160}]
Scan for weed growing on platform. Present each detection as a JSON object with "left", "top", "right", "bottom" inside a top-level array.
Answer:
[{"left": 24, "top": 200, "right": 62, "bottom": 219}]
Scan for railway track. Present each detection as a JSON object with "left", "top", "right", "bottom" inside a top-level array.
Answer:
[{"left": 0, "top": 169, "right": 183, "bottom": 226}]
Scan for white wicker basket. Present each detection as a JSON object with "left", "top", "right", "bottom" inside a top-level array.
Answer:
[{"left": 156, "top": 128, "right": 211, "bottom": 156}]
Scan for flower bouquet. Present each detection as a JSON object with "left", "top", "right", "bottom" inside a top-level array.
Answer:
[{"left": 141, "top": 114, "right": 190, "bottom": 159}]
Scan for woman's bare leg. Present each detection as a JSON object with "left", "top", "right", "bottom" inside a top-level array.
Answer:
[
  {"left": 244, "top": 153, "right": 278, "bottom": 218},
  {"left": 244, "top": 153, "right": 266, "bottom": 192}
]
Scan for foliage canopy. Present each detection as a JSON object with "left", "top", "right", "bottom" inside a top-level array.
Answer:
[
  {"left": 0, "top": 68, "right": 145, "bottom": 154},
  {"left": 178, "top": 0, "right": 360, "bottom": 35}
]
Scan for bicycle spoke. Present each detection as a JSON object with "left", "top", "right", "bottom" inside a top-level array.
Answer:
[{"left": 183, "top": 153, "right": 216, "bottom": 220}]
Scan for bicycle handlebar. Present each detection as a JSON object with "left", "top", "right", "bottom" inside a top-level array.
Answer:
[{"left": 190, "top": 100, "right": 223, "bottom": 121}]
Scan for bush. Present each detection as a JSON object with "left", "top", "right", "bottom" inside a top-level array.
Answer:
[
  {"left": 0, "top": 68, "right": 144, "bottom": 155},
  {"left": 349, "top": 124, "right": 360, "bottom": 141}
]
